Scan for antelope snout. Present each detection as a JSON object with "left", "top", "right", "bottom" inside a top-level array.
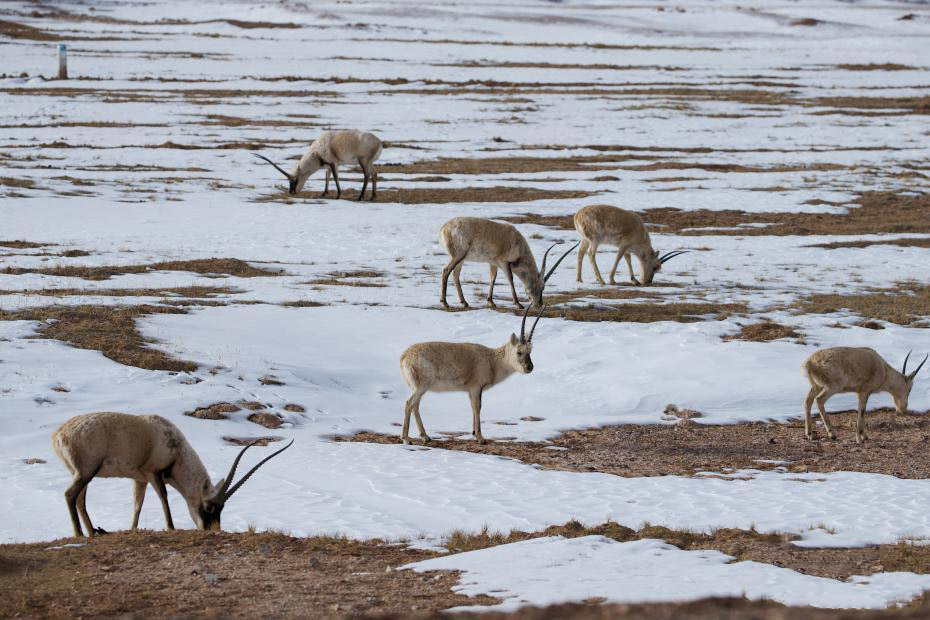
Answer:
[{"left": 524, "top": 360, "right": 534, "bottom": 374}]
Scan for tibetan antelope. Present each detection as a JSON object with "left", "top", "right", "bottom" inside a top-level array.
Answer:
[
  {"left": 574, "top": 204, "right": 686, "bottom": 286},
  {"left": 52, "top": 412, "right": 293, "bottom": 536},
  {"left": 253, "top": 129, "right": 383, "bottom": 200},
  {"left": 439, "top": 216, "right": 578, "bottom": 309},
  {"left": 399, "top": 305, "right": 546, "bottom": 445},
  {"left": 802, "top": 348, "right": 928, "bottom": 443}
]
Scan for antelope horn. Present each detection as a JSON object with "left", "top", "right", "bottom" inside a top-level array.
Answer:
[
  {"left": 519, "top": 303, "right": 532, "bottom": 342},
  {"left": 659, "top": 250, "right": 688, "bottom": 264},
  {"left": 902, "top": 350, "right": 912, "bottom": 375},
  {"left": 538, "top": 241, "right": 561, "bottom": 280},
  {"left": 908, "top": 353, "right": 929, "bottom": 380},
  {"left": 543, "top": 242, "right": 580, "bottom": 283},
  {"left": 252, "top": 152, "right": 295, "bottom": 182},
  {"left": 222, "top": 439, "right": 294, "bottom": 502},
  {"left": 527, "top": 303, "right": 547, "bottom": 342}
]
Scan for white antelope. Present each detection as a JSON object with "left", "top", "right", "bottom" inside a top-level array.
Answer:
[
  {"left": 574, "top": 204, "right": 686, "bottom": 286},
  {"left": 52, "top": 412, "right": 293, "bottom": 537},
  {"left": 253, "top": 129, "right": 383, "bottom": 200},
  {"left": 802, "top": 348, "right": 927, "bottom": 443},
  {"left": 399, "top": 305, "right": 546, "bottom": 445},
  {"left": 439, "top": 216, "right": 578, "bottom": 309}
]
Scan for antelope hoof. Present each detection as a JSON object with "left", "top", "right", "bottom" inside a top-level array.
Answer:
[
  {"left": 421, "top": 435, "right": 431, "bottom": 444},
  {"left": 318, "top": 192, "right": 328, "bottom": 198},
  {"left": 441, "top": 300, "right": 450, "bottom": 309},
  {"left": 461, "top": 301, "right": 471, "bottom": 309},
  {"left": 476, "top": 436, "right": 487, "bottom": 445},
  {"left": 609, "top": 279, "right": 617, "bottom": 285},
  {"left": 402, "top": 437, "right": 411, "bottom": 445},
  {"left": 805, "top": 432, "right": 815, "bottom": 441},
  {"left": 357, "top": 194, "right": 364, "bottom": 201},
  {"left": 92, "top": 527, "right": 108, "bottom": 536},
  {"left": 514, "top": 302, "right": 524, "bottom": 310},
  {"left": 596, "top": 280, "right": 606, "bottom": 286},
  {"left": 487, "top": 300, "right": 497, "bottom": 308},
  {"left": 829, "top": 433, "right": 837, "bottom": 441},
  {"left": 631, "top": 279, "right": 641, "bottom": 286}
]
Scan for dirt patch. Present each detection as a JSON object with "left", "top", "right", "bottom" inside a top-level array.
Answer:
[
  {"left": 339, "top": 408, "right": 930, "bottom": 479},
  {"left": 836, "top": 63, "right": 919, "bottom": 71},
  {"left": 808, "top": 237, "right": 930, "bottom": 250},
  {"left": 0, "top": 530, "right": 496, "bottom": 618},
  {"left": 799, "top": 282, "right": 930, "bottom": 327},
  {"left": 524, "top": 301, "right": 745, "bottom": 324},
  {"left": 434, "top": 61, "right": 688, "bottom": 72},
  {"left": 248, "top": 412, "right": 284, "bottom": 429},
  {"left": 222, "top": 435, "right": 285, "bottom": 446},
  {"left": 284, "top": 404, "right": 306, "bottom": 413},
  {"left": 504, "top": 192, "right": 930, "bottom": 237},
  {"left": 238, "top": 401, "right": 266, "bottom": 411},
  {"left": 258, "top": 186, "right": 599, "bottom": 204},
  {"left": 258, "top": 376, "right": 285, "bottom": 386},
  {"left": 723, "top": 321, "right": 801, "bottom": 342},
  {"left": 0, "top": 286, "right": 235, "bottom": 298},
  {"left": 0, "top": 240, "right": 50, "bottom": 249},
  {"left": 306, "top": 270, "right": 387, "bottom": 288},
  {"left": 185, "top": 402, "right": 241, "bottom": 420},
  {"left": 0, "top": 305, "right": 196, "bottom": 372},
  {"left": 355, "top": 37, "right": 719, "bottom": 52},
  {"left": 2, "top": 258, "right": 279, "bottom": 281},
  {"left": 1, "top": 177, "right": 36, "bottom": 189}
]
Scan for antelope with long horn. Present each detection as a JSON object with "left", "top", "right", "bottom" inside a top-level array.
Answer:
[
  {"left": 52, "top": 412, "right": 293, "bottom": 537},
  {"left": 802, "top": 348, "right": 928, "bottom": 443},
  {"left": 399, "top": 304, "right": 547, "bottom": 445},
  {"left": 574, "top": 204, "right": 687, "bottom": 286},
  {"left": 252, "top": 129, "right": 383, "bottom": 201},
  {"left": 439, "top": 216, "right": 578, "bottom": 309}
]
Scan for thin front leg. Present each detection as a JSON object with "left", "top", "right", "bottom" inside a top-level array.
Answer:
[
  {"left": 469, "top": 387, "right": 486, "bottom": 444},
  {"left": 357, "top": 158, "right": 369, "bottom": 201},
  {"left": 441, "top": 254, "right": 467, "bottom": 308},
  {"left": 504, "top": 262, "right": 522, "bottom": 309},
  {"left": 576, "top": 239, "right": 589, "bottom": 282},
  {"left": 321, "top": 166, "right": 330, "bottom": 197},
  {"left": 626, "top": 254, "right": 640, "bottom": 285},
  {"left": 149, "top": 471, "right": 175, "bottom": 531},
  {"left": 587, "top": 242, "right": 606, "bottom": 285},
  {"left": 328, "top": 163, "right": 342, "bottom": 199},
  {"left": 815, "top": 389, "right": 837, "bottom": 440},
  {"left": 609, "top": 245, "right": 630, "bottom": 285},
  {"left": 856, "top": 392, "right": 870, "bottom": 444},
  {"left": 803, "top": 386, "right": 818, "bottom": 440},
  {"left": 370, "top": 166, "right": 377, "bottom": 201},
  {"left": 131, "top": 479, "right": 146, "bottom": 530},
  {"left": 487, "top": 265, "right": 498, "bottom": 306}
]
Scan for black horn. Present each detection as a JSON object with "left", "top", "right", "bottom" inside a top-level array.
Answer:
[
  {"left": 519, "top": 303, "right": 531, "bottom": 342},
  {"left": 659, "top": 250, "right": 688, "bottom": 264},
  {"left": 908, "top": 353, "right": 929, "bottom": 380},
  {"left": 221, "top": 439, "right": 294, "bottom": 502},
  {"left": 543, "top": 242, "right": 580, "bottom": 283},
  {"left": 527, "top": 304, "right": 547, "bottom": 342},
  {"left": 252, "top": 152, "right": 295, "bottom": 182},
  {"left": 902, "top": 350, "right": 912, "bottom": 375}
]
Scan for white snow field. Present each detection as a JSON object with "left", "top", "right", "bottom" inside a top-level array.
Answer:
[{"left": 2, "top": 0, "right": 930, "bottom": 612}]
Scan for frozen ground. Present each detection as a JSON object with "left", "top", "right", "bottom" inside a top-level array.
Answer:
[{"left": 2, "top": 0, "right": 930, "bottom": 612}]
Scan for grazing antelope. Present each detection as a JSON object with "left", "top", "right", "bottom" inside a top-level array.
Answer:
[
  {"left": 253, "top": 129, "right": 383, "bottom": 200},
  {"left": 439, "top": 216, "right": 578, "bottom": 309},
  {"left": 52, "top": 412, "right": 293, "bottom": 537},
  {"left": 399, "top": 305, "right": 546, "bottom": 445},
  {"left": 574, "top": 204, "right": 686, "bottom": 286},
  {"left": 802, "top": 348, "right": 928, "bottom": 443}
]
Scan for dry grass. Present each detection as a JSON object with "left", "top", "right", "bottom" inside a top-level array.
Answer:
[
  {"left": 0, "top": 530, "right": 494, "bottom": 618},
  {"left": 305, "top": 270, "right": 387, "bottom": 288},
  {"left": 0, "top": 240, "right": 49, "bottom": 249},
  {"left": 257, "top": 186, "right": 598, "bottom": 204},
  {"left": 0, "top": 305, "right": 196, "bottom": 371},
  {"left": 504, "top": 191, "right": 930, "bottom": 237},
  {"left": 185, "top": 402, "right": 241, "bottom": 420},
  {"left": 799, "top": 282, "right": 930, "bottom": 327},
  {"left": 222, "top": 435, "right": 284, "bottom": 446},
  {"left": 2, "top": 258, "right": 279, "bottom": 280},
  {"left": 0, "top": 286, "right": 235, "bottom": 298},
  {"left": 247, "top": 412, "right": 284, "bottom": 429},
  {"left": 723, "top": 321, "right": 801, "bottom": 342},
  {"left": 836, "top": 63, "right": 918, "bottom": 71},
  {"left": 0, "top": 177, "right": 35, "bottom": 188},
  {"left": 527, "top": 301, "right": 746, "bottom": 324},
  {"left": 881, "top": 543, "right": 930, "bottom": 574},
  {"left": 808, "top": 237, "right": 930, "bottom": 250}
]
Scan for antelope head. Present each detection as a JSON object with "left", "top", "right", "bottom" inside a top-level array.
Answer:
[
  {"left": 507, "top": 303, "right": 547, "bottom": 374},
  {"left": 520, "top": 241, "right": 580, "bottom": 307},
  {"left": 895, "top": 351, "right": 929, "bottom": 413},
  {"left": 252, "top": 153, "right": 299, "bottom": 195},
  {"left": 643, "top": 249, "right": 688, "bottom": 284},
  {"left": 193, "top": 439, "right": 294, "bottom": 530}
]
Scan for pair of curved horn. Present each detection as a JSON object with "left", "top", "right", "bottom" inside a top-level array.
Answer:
[
  {"left": 217, "top": 439, "right": 294, "bottom": 503},
  {"left": 541, "top": 241, "right": 581, "bottom": 283},
  {"left": 659, "top": 250, "right": 688, "bottom": 264},
  {"left": 520, "top": 303, "right": 547, "bottom": 343},
  {"left": 902, "top": 351, "right": 929, "bottom": 380},
  {"left": 252, "top": 152, "right": 295, "bottom": 183}
]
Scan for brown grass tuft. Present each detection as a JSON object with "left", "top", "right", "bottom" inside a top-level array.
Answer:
[
  {"left": 0, "top": 286, "right": 235, "bottom": 298},
  {"left": 185, "top": 402, "right": 241, "bottom": 420},
  {"left": 0, "top": 305, "right": 196, "bottom": 371},
  {"left": 881, "top": 542, "right": 930, "bottom": 574},
  {"left": 723, "top": 321, "right": 801, "bottom": 342},
  {"left": 258, "top": 186, "right": 598, "bottom": 204},
  {"left": 305, "top": 269, "right": 386, "bottom": 288},
  {"left": 0, "top": 240, "right": 50, "bottom": 249},
  {"left": 222, "top": 436, "right": 284, "bottom": 446},
  {"left": 248, "top": 412, "right": 284, "bottom": 429},
  {"left": 808, "top": 237, "right": 930, "bottom": 250},
  {"left": 1, "top": 177, "right": 36, "bottom": 188}
]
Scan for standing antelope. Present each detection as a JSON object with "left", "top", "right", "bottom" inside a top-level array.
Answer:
[
  {"left": 574, "top": 204, "right": 686, "bottom": 286},
  {"left": 52, "top": 412, "right": 293, "bottom": 537},
  {"left": 439, "top": 216, "right": 578, "bottom": 309},
  {"left": 399, "top": 305, "right": 546, "bottom": 445},
  {"left": 802, "top": 348, "right": 928, "bottom": 443},
  {"left": 253, "top": 129, "right": 383, "bottom": 200}
]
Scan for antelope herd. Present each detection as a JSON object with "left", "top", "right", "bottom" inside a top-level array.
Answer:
[{"left": 48, "top": 128, "right": 926, "bottom": 536}]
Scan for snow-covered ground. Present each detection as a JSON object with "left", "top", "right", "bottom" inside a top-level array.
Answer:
[{"left": 2, "top": 0, "right": 930, "bottom": 612}]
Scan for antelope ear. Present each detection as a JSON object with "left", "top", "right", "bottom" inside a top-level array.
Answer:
[
  {"left": 510, "top": 333, "right": 519, "bottom": 345},
  {"left": 207, "top": 478, "right": 225, "bottom": 499}
]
